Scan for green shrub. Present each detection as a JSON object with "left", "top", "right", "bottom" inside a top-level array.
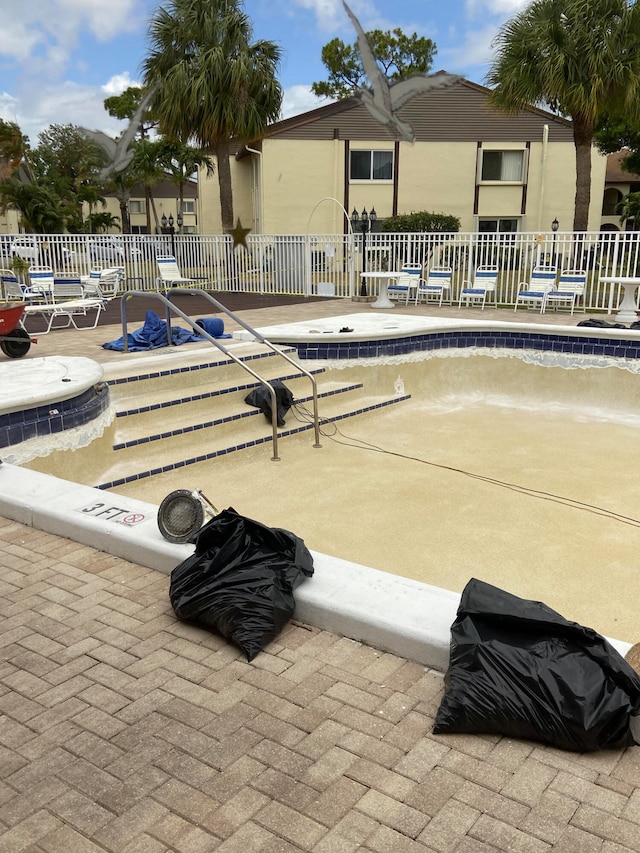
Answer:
[{"left": 380, "top": 211, "right": 461, "bottom": 233}]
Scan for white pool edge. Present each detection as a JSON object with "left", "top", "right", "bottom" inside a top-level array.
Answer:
[{"left": 0, "top": 462, "right": 631, "bottom": 670}]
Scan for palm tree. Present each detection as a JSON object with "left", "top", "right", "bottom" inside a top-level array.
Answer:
[
  {"left": 0, "top": 177, "right": 66, "bottom": 233},
  {"left": 129, "top": 139, "right": 166, "bottom": 233},
  {"left": 617, "top": 191, "right": 640, "bottom": 230},
  {"left": 159, "top": 140, "right": 214, "bottom": 222},
  {"left": 143, "top": 0, "right": 282, "bottom": 231},
  {"left": 486, "top": 0, "right": 640, "bottom": 231},
  {"left": 76, "top": 183, "right": 106, "bottom": 234}
]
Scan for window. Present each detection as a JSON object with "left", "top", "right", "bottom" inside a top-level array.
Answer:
[
  {"left": 602, "top": 188, "right": 622, "bottom": 216},
  {"left": 181, "top": 225, "right": 197, "bottom": 234},
  {"left": 181, "top": 200, "right": 196, "bottom": 214},
  {"left": 350, "top": 150, "right": 393, "bottom": 181},
  {"left": 129, "top": 200, "right": 146, "bottom": 214},
  {"left": 481, "top": 150, "right": 525, "bottom": 182},
  {"left": 478, "top": 218, "right": 519, "bottom": 236}
]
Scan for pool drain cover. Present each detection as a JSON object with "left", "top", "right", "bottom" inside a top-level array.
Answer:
[{"left": 157, "top": 489, "right": 204, "bottom": 543}]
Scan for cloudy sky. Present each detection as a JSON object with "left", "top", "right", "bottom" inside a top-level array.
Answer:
[{"left": 0, "top": 0, "right": 529, "bottom": 145}]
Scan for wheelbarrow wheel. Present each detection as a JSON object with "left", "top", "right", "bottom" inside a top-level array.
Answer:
[{"left": 0, "top": 327, "right": 31, "bottom": 359}]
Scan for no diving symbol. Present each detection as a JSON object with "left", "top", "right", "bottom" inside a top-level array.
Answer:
[{"left": 123, "top": 513, "right": 145, "bottom": 525}]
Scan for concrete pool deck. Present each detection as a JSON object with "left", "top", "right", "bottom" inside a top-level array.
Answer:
[{"left": 2, "top": 299, "right": 640, "bottom": 850}]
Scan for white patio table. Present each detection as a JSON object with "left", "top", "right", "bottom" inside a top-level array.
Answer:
[
  {"left": 359, "top": 271, "right": 408, "bottom": 309},
  {"left": 600, "top": 276, "right": 640, "bottom": 324}
]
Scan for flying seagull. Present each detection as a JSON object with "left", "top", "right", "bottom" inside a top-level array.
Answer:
[
  {"left": 342, "top": 1, "right": 460, "bottom": 143},
  {"left": 79, "top": 84, "right": 158, "bottom": 180}
]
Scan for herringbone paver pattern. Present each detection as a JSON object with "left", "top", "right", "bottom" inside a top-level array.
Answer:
[{"left": 1, "top": 513, "right": 639, "bottom": 852}]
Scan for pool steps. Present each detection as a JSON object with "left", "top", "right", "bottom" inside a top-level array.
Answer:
[{"left": 95, "top": 342, "right": 411, "bottom": 489}]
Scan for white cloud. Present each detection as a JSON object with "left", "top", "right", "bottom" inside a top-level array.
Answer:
[
  {"left": 0, "top": 1, "right": 142, "bottom": 72},
  {"left": 101, "top": 72, "right": 142, "bottom": 97},
  {"left": 281, "top": 85, "right": 333, "bottom": 119},
  {"left": 465, "top": 0, "right": 529, "bottom": 20},
  {"left": 0, "top": 79, "right": 129, "bottom": 143},
  {"left": 290, "top": 0, "right": 345, "bottom": 30}
]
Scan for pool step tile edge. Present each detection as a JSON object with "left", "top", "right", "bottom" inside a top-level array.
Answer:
[
  {"left": 112, "top": 382, "right": 366, "bottom": 450},
  {"left": 0, "top": 463, "right": 631, "bottom": 672},
  {"left": 98, "top": 393, "right": 412, "bottom": 490}
]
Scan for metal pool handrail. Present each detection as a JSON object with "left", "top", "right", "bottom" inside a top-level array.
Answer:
[{"left": 119, "top": 289, "right": 321, "bottom": 461}]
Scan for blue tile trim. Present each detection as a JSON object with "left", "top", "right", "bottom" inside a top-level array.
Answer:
[
  {"left": 96, "top": 393, "right": 411, "bottom": 490},
  {"left": 113, "top": 383, "right": 366, "bottom": 449},
  {"left": 0, "top": 383, "right": 110, "bottom": 450},
  {"left": 106, "top": 346, "right": 298, "bottom": 387},
  {"left": 283, "top": 330, "right": 640, "bottom": 361},
  {"left": 116, "top": 368, "right": 325, "bottom": 418}
]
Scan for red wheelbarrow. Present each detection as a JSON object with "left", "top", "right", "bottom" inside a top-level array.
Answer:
[{"left": 0, "top": 302, "right": 33, "bottom": 358}]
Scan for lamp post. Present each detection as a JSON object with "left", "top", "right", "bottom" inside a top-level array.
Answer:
[
  {"left": 351, "top": 207, "right": 377, "bottom": 295},
  {"left": 551, "top": 217, "right": 559, "bottom": 266},
  {"left": 162, "top": 213, "right": 176, "bottom": 256}
]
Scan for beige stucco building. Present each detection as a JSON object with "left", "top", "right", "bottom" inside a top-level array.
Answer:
[{"left": 199, "top": 78, "right": 608, "bottom": 237}]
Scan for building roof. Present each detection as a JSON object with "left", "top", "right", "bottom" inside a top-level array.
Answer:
[
  {"left": 260, "top": 76, "right": 574, "bottom": 144},
  {"left": 606, "top": 150, "right": 640, "bottom": 183}
]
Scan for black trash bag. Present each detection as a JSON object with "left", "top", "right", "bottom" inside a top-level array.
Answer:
[
  {"left": 244, "top": 381, "right": 294, "bottom": 427},
  {"left": 169, "top": 507, "right": 314, "bottom": 661},
  {"left": 576, "top": 318, "right": 627, "bottom": 329},
  {"left": 433, "top": 579, "right": 640, "bottom": 752}
]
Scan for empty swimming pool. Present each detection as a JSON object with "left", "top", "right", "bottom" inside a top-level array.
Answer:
[{"left": 14, "top": 310, "right": 640, "bottom": 646}]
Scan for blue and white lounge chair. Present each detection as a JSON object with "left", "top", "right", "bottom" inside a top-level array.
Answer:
[
  {"left": 156, "top": 256, "right": 197, "bottom": 290},
  {"left": 415, "top": 266, "right": 452, "bottom": 307},
  {"left": 459, "top": 265, "right": 499, "bottom": 309},
  {"left": 388, "top": 265, "right": 423, "bottom": 303},
  {"left": 545, "top": 269, "right": 587, "bottom": 314},
  {"left": 27, "top": 266, "right": 55, "bottom": 300},
  {"left": 514, "top": 267, "right": 557, "bottom": 313}
]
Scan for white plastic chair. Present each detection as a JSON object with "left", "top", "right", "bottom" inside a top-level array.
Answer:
[
  {"left": 459, "top": 265, "right": 499, "bottom": 309},
  {"left": 27, "top": 266, "right": 55, "bottom": 300},
  {"left": 415, "top": 266, "right": 452, "bottom": 307},
  {"left": 82, "top": 267, "right": 122, "bottom": 300},
  {"left": 156, "top": 256, "right": 197, "bottom": 290},
  {"left": 545, "top": 269, "right": 587, "bottom": 314},
  {"left": 514, "top": 267, "right": 557, "bottom": 313},
  {"left": 388, "top": 266, "right": 422, "bottom": 303}
]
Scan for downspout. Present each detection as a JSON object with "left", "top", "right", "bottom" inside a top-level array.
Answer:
[
  {"left": 245, "top": 146, "right": 263, "bottom": 234},
  {"left": 537, "top": 124, "right": 549, "bottom": 232}
]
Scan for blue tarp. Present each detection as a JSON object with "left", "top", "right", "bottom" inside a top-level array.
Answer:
[{"left": 102, "top": 310, "right": 213, "bottom": 352}]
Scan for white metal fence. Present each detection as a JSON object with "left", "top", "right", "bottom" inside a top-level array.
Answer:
[{"left": 2, "top": 229, "right": 640, "bottom": 312}]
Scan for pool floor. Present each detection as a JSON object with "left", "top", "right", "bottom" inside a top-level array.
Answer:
[{"left": 110, "top": 379, "right": 640, "bottom": 646}]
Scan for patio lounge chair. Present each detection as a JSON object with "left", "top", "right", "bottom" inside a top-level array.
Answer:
[
  {"left": 459, "top": 265, "right": 499, "bottom": 309},
  {"left": 27, "top": 266, "right": 55, "bottom": 300},
  {"left": 156, "top": 256, "right": 197, "bottom": 290},
  {"left": 388, "top": 266, "right": 423, "bottom": 303},
  {"left": 82, "top": 267, "right": 123, "bottom": 300},
  {"left": 415, "top": 266, "right": 452, "bottom": 307},
  {"left": 514, "top": 266, "right": 557, "bottom": 313},
  {"left": 545, "top": 269, "right": 587, "bottom": 314},
  {"left": 21, "top": 279, "right": 105, "bottom": 334}
]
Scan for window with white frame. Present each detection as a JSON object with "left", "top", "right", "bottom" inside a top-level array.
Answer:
[
  {"left": 350, "top": 149, "right": 393, "bottom": 181},
  {"left": 129, "top": 199, "right": 146, "bottom": 214},
  {"left": 181, "top": 200, "right": 196, "bottom": 214},
  {"left": 480, "top": 150, "right": 525, "bottom": 182}
]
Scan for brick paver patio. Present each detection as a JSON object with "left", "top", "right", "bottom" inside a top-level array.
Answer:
[{"left": 1, "top": 514, "right": 639, "bottom": 852}]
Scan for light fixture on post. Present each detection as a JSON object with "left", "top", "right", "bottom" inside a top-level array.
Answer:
[
  {"left": 551, "top": 217, "right": 559, "bottom": 265},
  {"left": 166, "top": 213, "right": 176, "bottom": 255},
  {"left": 351, "top": 206, "right": 377, "bottom": 295},
  {"left": 177, "top": 211, "right": 183, "bottom": 233}
]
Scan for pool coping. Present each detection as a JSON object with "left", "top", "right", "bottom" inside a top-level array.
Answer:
[{"left": 0, "top": 461, "right": 630, "bottom": 671}]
